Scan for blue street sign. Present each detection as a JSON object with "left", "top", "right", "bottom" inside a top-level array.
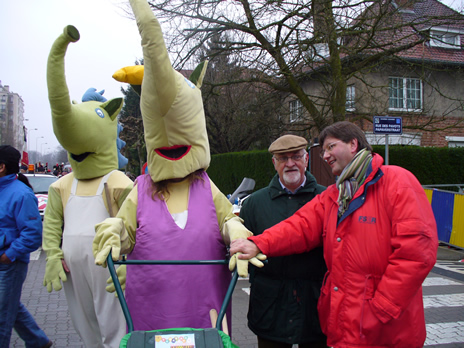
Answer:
[{"left": 373, "top": 116, "right": 402, "bottom": 134}]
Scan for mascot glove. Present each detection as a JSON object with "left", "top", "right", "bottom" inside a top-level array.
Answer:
[
  {"left": 93, "top": 218, "right": 123, "bottom": 267},
  {"left": 229, "top": 252, "right": 267, "bottom": 278},
  {"left": 43, "top": 258, "right": 67, "bottom": 293},
  {"left": 106, "top": 264, "right": 126, "bottom": 294}
]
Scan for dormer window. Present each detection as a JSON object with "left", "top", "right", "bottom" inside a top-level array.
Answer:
[{"left": 430, "top": 28, "right": 461, "bottom": 49}]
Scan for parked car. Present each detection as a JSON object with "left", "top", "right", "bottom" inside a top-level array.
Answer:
[{"left": 24, "top": 173, "right": 58, "bottom": 220}]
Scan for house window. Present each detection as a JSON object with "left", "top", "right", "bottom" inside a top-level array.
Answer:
[
  {"left": 446, "top": 136, "right": 464, "bottom": 148},
  {"left": 346, "top": 85, "right": 355, "bottom": 111},
  {"left": 389, "top": 77, "right": 422, "bottom": 111},
  {"left": 430, "top": 29, "right": 460, "bottom": 49},
  {"left": 289, "top": 99, "right": 303, "bottom": 122}
]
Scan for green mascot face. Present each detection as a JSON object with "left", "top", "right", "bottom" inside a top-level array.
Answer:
[{"left": 46, "top": 25, "right": 124, "bottom": 180}]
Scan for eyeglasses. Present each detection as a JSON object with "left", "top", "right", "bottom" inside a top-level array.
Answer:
[
  {"left": 320, "top": 140, "right": 342, "bottom": 158},
  {"left": 274, "top": 154, "right": 306, "bottom": 163}
]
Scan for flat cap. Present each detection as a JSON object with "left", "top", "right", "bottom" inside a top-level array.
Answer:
[
  {"left": 0, "top": 145, "right": 21, "bottom": 165},
  {"left": 268, "top": 134, "right": 308, "bottom": 154}
]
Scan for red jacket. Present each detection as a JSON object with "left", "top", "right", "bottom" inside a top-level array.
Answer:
[{"left": 250, "top": 154, "right": 438, "bottom": 348}]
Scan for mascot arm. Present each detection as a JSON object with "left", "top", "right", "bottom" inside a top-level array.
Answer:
[
  {"left": 210, "top": 179, "right": 251, "bottom": 243},
  {"left": 113, "top": 185, "right": 138, "bottom": 254},
  {"left": 42, "top": 185, "right": 68, "bottom": 292},
  {"left": 116, "top": 183, "right": 133, "bottom": 208},
  {"left": 210, "top": 180, "right": 266, "bottom": 277},
  {"left": 107, "top": 173, "right": 134, "bottom": 212},
  {"left": 117, "top": 185, "right": 138, "bottom": 253},
  {"left": 42, "top": 186, "right": 64, "bottom": 260}
]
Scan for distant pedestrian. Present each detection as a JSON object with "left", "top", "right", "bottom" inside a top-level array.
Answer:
[{"left": 0, "top": 145, "right": 53, "bottom": 348}]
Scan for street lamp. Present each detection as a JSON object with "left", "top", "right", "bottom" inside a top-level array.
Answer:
[
  {"left": 41, "top": 142, "right": 48, "bottom": 155},
  {"left": 27, "top": 127, "right": 38, "bottom": 154},
  {"left": 35, "top": 136, "right": 44, "bottom": 164}
]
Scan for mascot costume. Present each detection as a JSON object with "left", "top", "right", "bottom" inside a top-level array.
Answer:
[
  {"left": 93, "top": 0, "right": 265, "bottom": 334},
  {"left": 42, "top": 26, "right": 133, "bottom": 348}
]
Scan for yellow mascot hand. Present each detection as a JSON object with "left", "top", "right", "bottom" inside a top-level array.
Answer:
[
  {"left": 43, "top": 258, "right": 67, "bottom": 293},
  {"left": 93, "top": 218, "right": 124, "bottom": 267},
  {"left": 106, "top": 264, "right": 126, "bottom": 294},
  {"left": 229, "top": 252, "right": 267, "bottom": 277},
  {"left": 228, "top": 252, "right": 248, "bottom": 278}
]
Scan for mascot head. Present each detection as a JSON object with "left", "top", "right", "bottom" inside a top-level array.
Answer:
[
  {"left": 113, "top": 0, "right": 210, "bottom": 182},
  {"left": 46, "top": 26, "right": 126, "bottom": 180}
]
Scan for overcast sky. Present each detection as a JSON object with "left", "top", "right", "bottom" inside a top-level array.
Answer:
[{"left": 0, "top": 0, "right": 462, "bottom": 156}]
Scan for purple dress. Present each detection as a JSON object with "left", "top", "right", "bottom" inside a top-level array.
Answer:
[{"left": 126, "top": 172, "right": 231, "bottom": 332}]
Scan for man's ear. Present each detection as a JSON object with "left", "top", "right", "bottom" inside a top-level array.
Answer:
[
  {"left": 350, "top": 138, "right": 359, "bottom": 154},
  {"left": 0, "top": 163, "right": 6, "bottom": 175}
]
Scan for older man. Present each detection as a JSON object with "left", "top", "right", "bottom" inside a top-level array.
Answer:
[
  {"left": 231, "top": 122, "right": 438, "bottom": 348},
  {"left": 239, "top": 134, "right": 327, "bottom": 348}
]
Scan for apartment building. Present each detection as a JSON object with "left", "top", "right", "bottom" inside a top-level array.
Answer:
[{"left": 0, "top": 81, "right": 26, "bottom": 151}]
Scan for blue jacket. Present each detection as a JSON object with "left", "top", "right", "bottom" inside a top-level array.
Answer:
[{"left": 0, "top": 174, "right": 42, "bottom": 263}]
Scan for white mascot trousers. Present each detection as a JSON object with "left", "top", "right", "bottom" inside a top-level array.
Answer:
[{"left": 62, "top": 171, "right": 126, "bottom": 348}]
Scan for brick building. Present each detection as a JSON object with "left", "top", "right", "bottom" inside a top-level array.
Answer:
[{"left": 286, "top": 0, "right": 464, "bottom": 148}]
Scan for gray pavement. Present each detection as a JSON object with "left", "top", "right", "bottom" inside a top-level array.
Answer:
[{"left": 9, "top": 245, "right": 464, "bottom": 348}]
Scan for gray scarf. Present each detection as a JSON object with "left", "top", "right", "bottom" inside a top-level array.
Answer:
[{"left": 336, "top": 148, "right": 373, "bottom": 217}]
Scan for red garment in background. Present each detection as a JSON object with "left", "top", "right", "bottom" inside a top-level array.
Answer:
[{"left": 21, "top": 152, "right": 29, "bottom": 165}]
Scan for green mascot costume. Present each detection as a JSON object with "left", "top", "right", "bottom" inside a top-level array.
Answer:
[{"left": 42, "top": 25, "right": 133, "bottom": 348}]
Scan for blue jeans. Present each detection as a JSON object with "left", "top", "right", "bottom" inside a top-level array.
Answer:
[{"left": 0, "top": 261, "right": 50, "bottom": 348}]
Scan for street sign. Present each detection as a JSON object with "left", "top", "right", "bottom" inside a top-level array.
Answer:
[{"left": 373, "top": 116, "right": 402, "bottom": 135}]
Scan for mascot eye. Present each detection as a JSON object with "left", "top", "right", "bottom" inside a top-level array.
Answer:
[{"left": 95, "top": 108, "right": 105, "bottom": 118}]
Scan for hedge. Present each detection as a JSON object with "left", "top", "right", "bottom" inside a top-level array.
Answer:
[{"left": 207, "top": 146, "right": 464, "bottom": 194}]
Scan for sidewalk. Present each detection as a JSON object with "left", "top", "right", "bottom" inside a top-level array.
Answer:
[{"left": 437, "top": 243, "right": 464, "bottom": 261}]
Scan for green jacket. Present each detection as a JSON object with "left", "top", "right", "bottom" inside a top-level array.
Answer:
[{"left": 240, "top": 171, "right": 327, "bottom": 344}]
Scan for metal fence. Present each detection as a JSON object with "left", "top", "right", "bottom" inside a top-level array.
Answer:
[{"left": 423, "top": 184, "right": 464, "bottom": 194}]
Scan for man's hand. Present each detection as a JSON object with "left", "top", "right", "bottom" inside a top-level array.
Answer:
[
  {"left": 43, "top": 258, "right": 67, "bottom": 292},
  {"left": 228, "top": 239, "right": 266, "bottom": 277},
  {"left": 230, "top": 239, "right": 261, "bottom": 259},
  {"left": 0, "top": 253, "right": 12, "bottom": 264}
]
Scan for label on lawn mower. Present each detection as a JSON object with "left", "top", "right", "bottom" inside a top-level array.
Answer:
[{"left": 155, "top": 333, "right": 195, "bottom": 347}]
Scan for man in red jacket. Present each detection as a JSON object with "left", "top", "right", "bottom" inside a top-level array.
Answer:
[{"left": 231, "top": 121, "right": 438, "bottom": 348}]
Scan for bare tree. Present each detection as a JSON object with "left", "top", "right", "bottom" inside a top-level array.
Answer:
[
  {"left": 199, "top": 33, "right": 284, "bottom": 153},
  {"left": 141, "top": 0, "right": 463, "bottom": 136}
]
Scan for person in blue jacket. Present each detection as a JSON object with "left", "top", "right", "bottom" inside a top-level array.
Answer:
[{"left": 0, "top": 145, "right": 52, "bottom": 348}]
